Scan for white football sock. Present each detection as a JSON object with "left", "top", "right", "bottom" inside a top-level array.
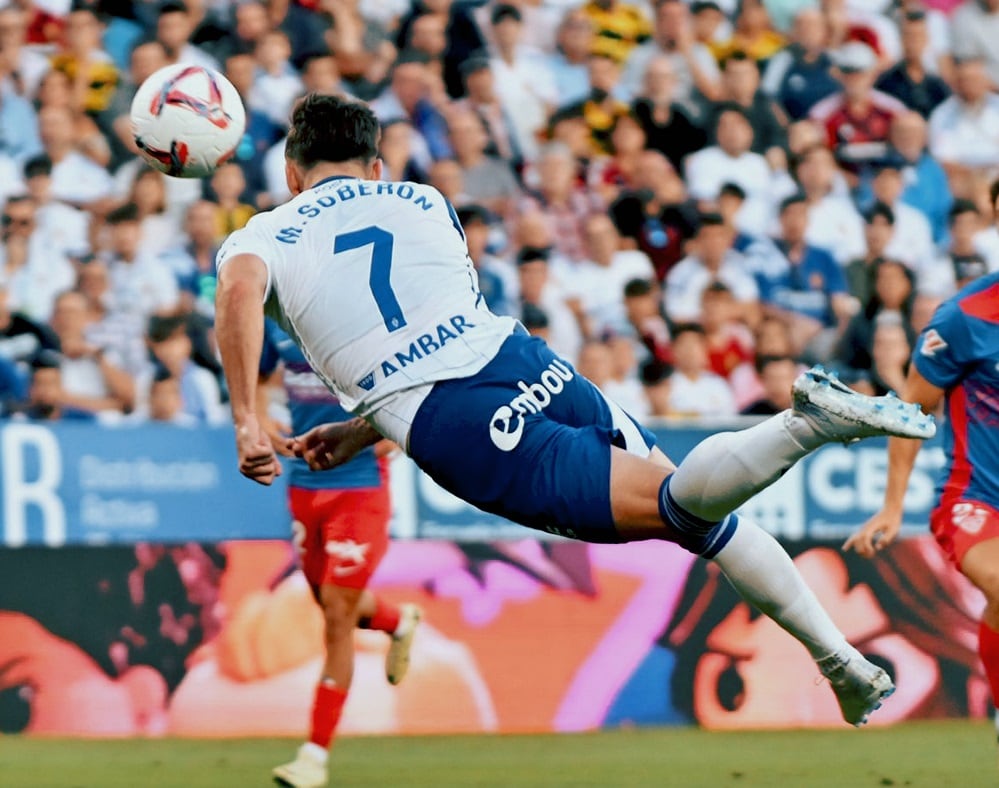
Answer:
[
  {"left": 711, "top": 517, "right": 848, "bottom": 660},
  {"left": 667, "top": 410, "right": 825, "bottom": 523}
]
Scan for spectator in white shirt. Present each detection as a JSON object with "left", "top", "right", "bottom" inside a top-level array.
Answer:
[
  {"left": 156, "top": 1, "right": 219, "bottom": 71},
  {"left": 618, "top": 0, "right": 721, "bottom": 106},
  {"left": 446, "top": 107, "right": 520, "bottom": 218},
  {"left": 928, "top": 57, "right": 999, "bottom": 192},
  {"left": 515, "top": 245, "right": 583, "bottom": 364},
  {"left": 38, "top": 104, "right": 113, "bottom": 208},
  {"left": 547, "top": 10, "right": 594, "bottom": 108},
  {"left": 950, "top": 0, "right": 999, "bottom": 89},
  {"left": 22, "top": 154, "right": 89, "bottom": 258},
  {"left": 102, "top": 203, "right": 180, "bottom": 321},
  {"left": 869, "top": 161, "right": 936, "bottom": 274},
  {"left": 489, "top": 3, "right": 558, "bottom": 162},
  {"left": 250, "top": 29, "right": 303, "bottom": 129},
  {"left": 685, "top": 104, "right": 781, "bottom": 234},
  {"left": 665, "top": 323, "right": 737, "bottom": 417},
  {"left": 664, "top": 212, "right": 759, "bottom": 323},
  {"left": 794, "top": 143, "right": 866, "bottom": 264}
]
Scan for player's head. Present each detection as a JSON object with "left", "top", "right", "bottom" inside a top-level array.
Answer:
[{"left": 284, "top": 94, "right": 382, "bottom": 194}]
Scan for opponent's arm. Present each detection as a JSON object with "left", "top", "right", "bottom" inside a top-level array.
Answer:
[
  {"left": 843, "top": 365, "right": 945, "bottom": 557},
  {"left": 216, "top": 253, "right": 282, "bottom": 484},
  {"left": 291, "top": 417, "right": 383, "bottom": 472}
]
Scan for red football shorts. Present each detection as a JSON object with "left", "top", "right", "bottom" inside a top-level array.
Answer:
[
  {"left": 930, "top": 499, "right": 999, "bottom": 568},
  {"left": 288, "top": 483, "right": 391, "bottom": 590}
]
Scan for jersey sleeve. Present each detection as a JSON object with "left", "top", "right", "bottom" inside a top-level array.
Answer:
[
  {"left": 259, "top": 320, "right": 280, "bottom": 378},
  {"left": 215, "top": 219, "right": 278, "bottom": 303},
  {"left": 912, "top": 298, "right": 973, "bottom": 389}
]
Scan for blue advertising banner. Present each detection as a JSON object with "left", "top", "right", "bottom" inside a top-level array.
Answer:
[{"left": 0, "top": 420, "right": 947, "bottom": 546}]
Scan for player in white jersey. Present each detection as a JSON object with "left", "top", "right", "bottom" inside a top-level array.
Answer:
[{"left": 216, "top": 95, "right": 936, "bottom": 788}]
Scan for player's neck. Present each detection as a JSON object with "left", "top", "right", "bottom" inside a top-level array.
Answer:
[{"left": 302, "top": 163, "right": 370, "bottom": 190}]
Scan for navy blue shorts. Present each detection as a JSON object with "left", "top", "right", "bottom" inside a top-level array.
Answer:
[{"left": 408, "top": 329, "right": 657, "bottom": 542}]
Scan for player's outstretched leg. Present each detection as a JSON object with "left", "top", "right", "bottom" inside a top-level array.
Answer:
[{"left": 653, "top": 367, "right": 932, "bottom": 725}]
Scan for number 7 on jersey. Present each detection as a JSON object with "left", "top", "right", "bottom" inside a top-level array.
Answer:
[{"left": 333, "top": 226, "right": 407, "bottom": 333}]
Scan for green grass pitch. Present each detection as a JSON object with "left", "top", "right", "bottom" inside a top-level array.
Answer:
[{"left": 2, "top": 721, "right": 994, "bottom": 787}]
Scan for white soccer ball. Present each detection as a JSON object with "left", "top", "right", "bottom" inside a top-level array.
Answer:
[{"left": 130, "top": 63, "right": 247, "bottom": 179}]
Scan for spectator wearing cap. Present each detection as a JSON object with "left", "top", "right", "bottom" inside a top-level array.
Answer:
[
  {"left": 664, "top": 323, "right": 737, "bottom": 417},
  {"left": 664, "top": 212, "right": 759, "bottom": 324},
  {"left": 609, "top": 149, "right": 698, "bottom": 280},
  {"left": 514, "top": 245, "right": 583, "bottom": 363},
  {"left": 927, "top": 57, "right": 999, "bottom": 194},
  {"left": 880, "top": 111, "right": 952, "bottom": 243},
  {"left": 49, "top": 2, "right": 119, "bottom": 115},
  {"left": 48, "top": 289, "right": 136, "bottom": 416},
  {"left": 711, "top": 0, "right": 785, "bottom": 67},
  {"left": 488, "top": 4, "right": 557, "bottom": 163},
  {"left": 371, "top": 51, "right": 454, "bottom": 168},
  {"left": 685, "top": 103, "right": 786, "bottom": 235},
  {"left": 874, "top": 9, "right": 950, "bottom": 120},
  {"left": 746, "top": 193, "right": 854, "bottom": 362},
  {"left": 630, "top": 54, "right": 706, "bottom": 173},
  {"left": 844, "top": 201, "right": 894, "bottom": 304},
  {"left": 618, "top": 0, "right": 721, "bottom": 107},
  {"left": 950, "top": 0, "right": 999, "bottom": 90},
  {"left": 447, "top": 108, "right": 520, "bottom": 218},
  {"left": 102, "top": 203, "right": 180, "bottom": 321},
  {"left": 37, "top": 103, "right": 114, "bottom": 207},
  {"left": 22, "top": 154, "right": 90, "bottom": 258},
  {"left": 711, "top": 51, "right": 787, "bottom": 167},
  {"left": 794, "top": 144, "right": 866, "bottom": 264},
  {"left": 0, "top": 195, "right": 75, "bottom": 322},
  {"left": 809, "top": 41, "right": 907, "bottom": 172},
  {"left": 740, "top": 354, "right": 798, "bottom": 414},
  {"left": 459, "top": 204, "right": 516, "bottom": 316},
  {"left": 562, "top": 53, "right": 631, "bottom": 156},
  {"left": 156, "top": 1, "right": 219, "bottom": 70},
  {"left": 867, "top": 160, "right": 935, "bottom": 274},
  {"left": 453, "top": 55, "right": 521, "bottom": 165},
  {"left": 581, "top": 0, "right": 653, "bottom": 64},
  {"left": 394, "top": 0, "right": 486, "bottom": 101},
  {"left": 761, "top": 8, "right": 840, "bottom": 122},
  {"left": 547, "top": 11, "right": 595, "bottom": 109},
  {"left": 12, "top": 349, "right": 95, "bottom": 421}
]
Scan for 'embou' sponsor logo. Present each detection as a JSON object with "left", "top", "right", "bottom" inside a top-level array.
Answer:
[
  {"left": 378, "top": 315, "right": 475, "bottom": 379},
  {"left": 488, "top": 359, "right": 574, "bottom": 451}
]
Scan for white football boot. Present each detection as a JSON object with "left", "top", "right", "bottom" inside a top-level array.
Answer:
[
  {"left": 818, "top": 648, "right": 895, "bottom": 727},
  {"left": 792, "top": 366, "right": 936, "bottom": 443},
  {"left": 272, "top": 744, "right": 328, "bottom": 788},
  {"left": 386, "top": 604, "right": 422, "bottom": 686}
]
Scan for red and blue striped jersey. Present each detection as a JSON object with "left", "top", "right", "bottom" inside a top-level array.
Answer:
[{"left": 913, "top": 272, "right": 999, "bottom": 510}]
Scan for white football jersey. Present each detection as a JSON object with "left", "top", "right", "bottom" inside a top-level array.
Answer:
[{"left": 217, "top": 176, "right": 517, "bottom": 444}]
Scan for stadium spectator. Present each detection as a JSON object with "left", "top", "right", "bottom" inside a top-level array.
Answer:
[
  {"left": 794, "top": 144, "right": 866, "bottom": 264},
  {"left": 0, "top": 6, "right": 51, "bottom": 99},
  {"left": 565, "top": 53, "right": 631, "bottom": 156},
  {"left": 48, "top": 289, "right": 136, "bottom": 416},
  {"left": 446, "top": 107, "right": 519, "bottom": 217},
  {"left": 630, "top": 55, "right": 707, "bottom": 173},
  {"left": 711, "top": 51, "right": 787, "bottom": 165},
  {"left": 0, "top": 278, "right": 58, "bottom": 392},
  {"left": 546, "top": 11, "right": 594, "bottom": 109},
  {"left": 664, "top": 322, "right": 737, "bottom": 417},
  {"left": 521, "top": 302, "right": 551, "bottom": 343},
  {"left": 663, "top": 212, "right": 759, "bottom": 323},
  {"left": 761, "top": 8, "right": 839, "bottom": 122},
  {"left": 102, "top": 203, "right": 180, "bottom": 321},
  {"left": 36, "top": 68, "right": 113, "bottom": 168},
  {"left": 208, "top": 162, "right": 256, "bottom": 238},
  {"left": 710, "top": 0, "right": 785, "bottom": 66},
  {"left": 37, "top": 104, "right": 114, "bottom": 208},
  {"left": 378, "top": 118, "right": 424, "bottom": 184},
  {"left": 159, "top": 200, "right": 220, "bottom": 319},
  {"left": 949, "top": 0, "right": 999, "bottom": 88},
  {"left": 580, "top": 0, "right": 652, "bottom": 64},
  {"left": 514, "top": 245, "right": 583, "bottom": 364},
  {"left": 927, "top": 57, "right": 999, "bottom": 197},
  {"left": 874, "top": 9, "right": 950, "bottom": 119},
  {"left": 868, "top": 161, "right": 935, "bottom": 270},
  {"left": 155, "top": 1, "right": 219, "bottom": 70},
  {"left": 639, "top": 358, "right": 672, "bottom": 415},
  {"left": 618, "top": 0, "right": 721, "bottom": 106},
  {"left": 740, "top": 354, "right": 798, "bottom": 414},
  {"left": 884, "top": 111, "right": 952, "bottom": 243},
  {"left": 587, "top": 112, "right": 648, "bottom": 203},
  {"left": 748, "top": 193, "right": 853, "bottom": 362},
  {"left": 866, "top": 315, "right": 913, "bottom": 395},
  {"left": 810, "top": 42, "right": 906, "bottom": 172},
  {"left": 0, "top": 195, "right": 75, "bottom": 322},
  {"left": 22, "top": 154, "right": 90, "bottom": 259},
  {"left": 249, "top": 29, "right": 303, "bottom": 129},
  {"left": 147, "top": 365, "right": 196, "bottom": 425},
  {"left": 106, "top": 41, "right": 171, "bottom": 169},
  {"left": 427, "top": 156, "right": 467, "bottom": 205},
  {"left": 715, "top": 181, "right": 756, "bottom": 251},
  {"left": 395, "top": 0, "right": 485, "bottom": 100},
  {"left": 75, "top": 258, "right": 148, "bottom": 379},
  {"left": 13, "top": 349, "right": 95, "bottom": 421},
  {"left": 690, "top": 0, "right": 729, "bottom": 48},
  {"left": 700, "top": 281, "right": 755, "bottom": 379},
  {"left": 128, "top": 167, "right": 183, "bottom": 257},
  {"left": 933, "top": 199, "right": 999, "bottom": 295},
  {"left": 844, "top": 201, "right": 895, "bottom": 305},
  {"left": 49, "top": 3, "right": 119, "bottom": 116},
  {"left": 603, "top": 332, "right": 652, "bottom": 417},
  {"left": 624, "top": 277, "right": 672, "bottom": 366},
  {"left": 453, "top": 55, "right": 520, "bottom": 166},
  {"left": 458, "top": 203, "right": 515, "bottom": 316},
  {"left": 487, "top": 4, "right": 557, "bottom": 163}
]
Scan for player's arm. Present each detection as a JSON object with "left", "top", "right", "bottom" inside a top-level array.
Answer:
[
  {"left": 290, "top": 417, "right": 383, "bottom": 472},
  {"left": 843, "top": 364, "right": 945, "bottom": 557},
  {"left": 256, "top": 369, "right": 293, "bottom": 457},
  {"left": 215, "top": 252, "right": 283, "bottom": 484}
]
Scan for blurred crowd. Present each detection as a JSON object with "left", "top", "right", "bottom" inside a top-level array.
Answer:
[{"left": 0, "top": 0, "right": 998, "bottom": 424}]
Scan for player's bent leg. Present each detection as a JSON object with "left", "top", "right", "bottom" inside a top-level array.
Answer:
[
  {"left": 355, "top": 591, "right": 422, "bottom": 685},
  {"left": 958, "top": 534, "right": 999, "bottom": 724}
]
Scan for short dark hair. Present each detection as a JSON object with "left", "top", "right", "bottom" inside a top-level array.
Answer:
[
  {"left": 521, "top": 303, "right": 550, "bottom": 330},
  {"left": 672, "top": 322, "right": 706, "bottom": 340},
  {"left": 990, "top": 178, "right": 999, "bottom": 212},
  {"left": 695, "top": 212, "right": 726, "bottom": 231},
  {"left": 491, "top": 3, "right": 522, "bottom": 25},
  {"left": 755, "top": 353, "right": 795, "bottom": 375},
  {"left": 779, "top": 192, "right": 807, "bottom": 214},
  {"left": 285, "top": 94, "right": 379, "bottom": 169},
  {"left": 517, "top": 245, "right": 550, "bottom": 266},
  {"left": 158, "top": 0, "right": 187, "bottom": 16},
  {"left": 720, "top": 50, "right": 756, "bottom": 71},
  {"left": 105, "top": 202, "right": 139, "bottom": 225},
  {"left": 147, "top": 313, "right": 188, "bottom": 343},
  {"left": 23, "top": 154, "right": 52, "bottom": 179},
  {"left": 623, "top": 278, "right": 654, "bottom": 298},
  {"left": 31, "top": 349, "right": 62, "bottom": 371},
  {"left": 949, "top": 198, "right": 979, "bottom": 223},
  {"left": 456, "top": 204, "right": 492, "bottom": 227},
  {"left": 863, "top": 201, "right": 895, "bottom": 225},
  {"left": 718, "top": 182, "right": 747, "bottom": 201}
]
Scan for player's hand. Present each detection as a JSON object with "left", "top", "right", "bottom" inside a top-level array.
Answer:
[
  {"left": 235, "top": 415, "right": 282, "bottom": 485},
  {"left": 260, "top": 415, "right": 295, "bottom": 457},
  {"left": 842, "top": 509, "right": 902, "bottom": 558},
  {"left": 290, "top": 420, "right": 372, "bottom": 471}
]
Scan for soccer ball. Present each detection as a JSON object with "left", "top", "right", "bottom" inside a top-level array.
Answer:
[{"left": 130, "top": 63, "right": 247, "bottom": 179}]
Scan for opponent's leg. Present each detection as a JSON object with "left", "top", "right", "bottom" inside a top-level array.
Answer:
[
  {"left": 356, "top": 591, "right": 422, "bottom": 685},
  {"left": 959, "top": 539, "right": 999, "bottom": 740}
]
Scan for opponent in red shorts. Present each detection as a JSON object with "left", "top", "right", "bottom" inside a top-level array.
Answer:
[
  {"left": 259, "top": 320, "right": 421, "bottom": 788},
  {"left": 847, "top": 182, "right": 999, "bottom": 755}
]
